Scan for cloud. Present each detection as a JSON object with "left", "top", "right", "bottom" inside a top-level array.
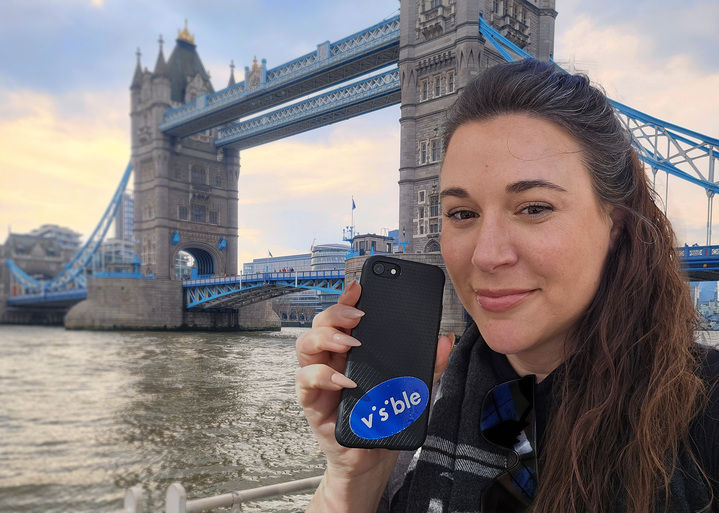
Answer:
[
  {"left": 555, "top": 15, "right": 719, "bottom": 244},
  {"left": 0, "top": 87, "right": 129, "bottom": 240},
  {"left": 235, "top": 115, "right": 400, "bottom": 264}
]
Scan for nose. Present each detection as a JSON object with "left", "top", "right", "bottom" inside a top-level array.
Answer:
[{"left": 470, "top": 215, "right": 518, "bottom": 273}]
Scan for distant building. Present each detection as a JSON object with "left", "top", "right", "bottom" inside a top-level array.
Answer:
[
  {"left": 311, "top": 243, "right": 349, "bottom": 270},
  {"left": 243, "top": 253, "right": 311, "bottom": 274},
  {"left": 1, "top": 231, "right": 77, "bottom": 281},
  {"left": 28, "top": 224, "right": 82, "bottom": 250},
  {"left": 699, "top": 281, "right": 718, "bottom": 303},
  {"left": 93, "top": 238, "right": 136, "bottom": 273},
  {"left": 115, "top": 193, "right": 135, "bottom": 242},
  {"left": 351, "top": 233, "right": 394, "bottom": 256},
  {"left": 312, "top": 243, "right": 350, "bottom": 312}
]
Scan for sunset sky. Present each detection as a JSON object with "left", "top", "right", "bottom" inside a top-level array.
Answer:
[{"left": 1, "top": 0, "right": 718, "bottom": 265}]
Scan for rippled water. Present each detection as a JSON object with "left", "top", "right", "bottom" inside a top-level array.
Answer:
[
  {"left": 0, "top": 325, "right": 323, "bottom": 513},
  {"left": 3, "top": 326, "right": 718, "bottom": 513}
]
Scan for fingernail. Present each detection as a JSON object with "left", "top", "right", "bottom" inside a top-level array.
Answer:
[
  {"left": 331, "top": 373, "right": 357, "bottom": 388},
  {"left": 344, "top": 308, "right": 365, "bottom": 319},
  {"left": 342, "top": 280, "right": 357, "bottom": 295},
  {"left": 333, "top": 333, "right": 361, "bottom": 346}
]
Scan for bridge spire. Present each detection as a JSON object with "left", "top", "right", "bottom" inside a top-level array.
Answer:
[
  {"left": 177, "top": 19, "right": 195, "bottom": 45},
  {"left": 131, "top": 47, "right": 143, "bottom": 89},
  {"left": 153, "top": 34, "right": 169, "bottom": 77},
  {"left": 228, "top": 60, "right": 236, "bottom": 87}
]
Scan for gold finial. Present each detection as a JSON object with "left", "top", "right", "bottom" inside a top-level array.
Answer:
[
  {"left": 252, "top": 56, "right": 259, "bottom": 71},
  {"left": 177, "top": 19, "right": 195, "bottom": 45}
]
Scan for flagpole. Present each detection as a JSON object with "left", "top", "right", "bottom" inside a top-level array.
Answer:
[{"left": 351, "top": 196, "right": 354, "bottom": 238}]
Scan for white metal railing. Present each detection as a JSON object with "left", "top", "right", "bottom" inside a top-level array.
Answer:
[{"left": 125, "top": 475, "right": 322, "bottom": 513}]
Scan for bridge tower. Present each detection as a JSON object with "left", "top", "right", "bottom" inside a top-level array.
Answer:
[
  {"left": 398, "top": 0, "right": 556, "bottom": 253},
  {"left": 130, "top": 23, "right": 239, "bottom": 279}
]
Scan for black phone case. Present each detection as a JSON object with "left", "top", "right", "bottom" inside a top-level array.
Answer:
[{"left": 335, "top": 255, "right": 445, "bottom": 450}]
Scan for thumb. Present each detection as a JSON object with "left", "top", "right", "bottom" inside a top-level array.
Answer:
[{"left": 433, "top": 332, "right": 455, "bottom": 384}]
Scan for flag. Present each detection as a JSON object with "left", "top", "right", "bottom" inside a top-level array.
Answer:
[
  {"left": 352, "top": 198, "right": 356, "bottom": 210},
  {"left": 268, "top": 250, "right": 273, "bottom": 258}
]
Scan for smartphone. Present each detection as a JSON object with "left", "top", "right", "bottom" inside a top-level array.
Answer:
[{"left": 335, "top": 255, "right": 445, "bottom": 450}]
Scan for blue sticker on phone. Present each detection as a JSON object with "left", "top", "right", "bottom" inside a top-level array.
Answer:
[{"left": 349, "top": 376, "right": 429, "bottom": 440}]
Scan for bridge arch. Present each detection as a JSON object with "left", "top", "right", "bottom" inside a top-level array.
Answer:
[{"left": 172, "top": 243, "right": 220, "bottom": 279}]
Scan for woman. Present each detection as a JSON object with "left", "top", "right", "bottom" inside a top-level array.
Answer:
[{"left": 295, "top": 59, "right": 719, "bottom": 513}]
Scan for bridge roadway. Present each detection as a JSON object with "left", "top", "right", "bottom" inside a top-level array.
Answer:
[
  {"left": 8, "top": 247, "right": 719, "bottom": 310},
  {"left": 159, "top": 16, "right": 399, "bottom": 138}
]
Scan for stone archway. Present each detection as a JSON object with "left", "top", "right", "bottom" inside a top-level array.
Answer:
[
  {"left": 424, "top": 239, "right": 441, "bottom": 253},
  {"left": 173, "top": 244, "right": 220, "bottom": 279}
]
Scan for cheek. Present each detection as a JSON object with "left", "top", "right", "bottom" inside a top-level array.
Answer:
[{"left": 441, "top": 231, "right": 470, "bottom": 265}]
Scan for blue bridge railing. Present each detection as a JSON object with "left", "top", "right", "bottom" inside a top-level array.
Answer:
[{"left": 183, "top": 270, "right": 346, "bottom": 309}]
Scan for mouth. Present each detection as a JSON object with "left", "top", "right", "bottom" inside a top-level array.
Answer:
[{"left": 474, "top": 289, "right": 535, "bottom": 313}]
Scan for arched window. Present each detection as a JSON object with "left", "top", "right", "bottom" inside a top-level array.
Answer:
[
  {"left": 425, "top": 239, "right": 441, "bottom": 253},
  {"left": 191, "top": 165, "right": 206, "bottom": 185}
]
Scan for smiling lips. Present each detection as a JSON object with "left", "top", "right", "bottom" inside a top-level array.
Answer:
[{"left": 475, "top": 289, "right": 535, "bottom": 312}]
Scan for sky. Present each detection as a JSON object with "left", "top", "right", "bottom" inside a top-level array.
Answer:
[{"left": 0, "top": 0, "right": 718, "bottom": 267}]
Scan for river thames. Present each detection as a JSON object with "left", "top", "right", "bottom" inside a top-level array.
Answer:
[
  {"left": 2, "top": 326, "right": 718, "bottom": 513},
  {"left": 0, "top": 325, "right": 323, "bottom": 513}
]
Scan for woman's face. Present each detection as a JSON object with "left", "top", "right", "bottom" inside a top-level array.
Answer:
[{"left": 440, "top": 114, "right": 615, "bottom": 376}]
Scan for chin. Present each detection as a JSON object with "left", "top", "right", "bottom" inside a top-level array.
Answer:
[{"left": 476, "top": 324, "right": 529, "bottom": 355}]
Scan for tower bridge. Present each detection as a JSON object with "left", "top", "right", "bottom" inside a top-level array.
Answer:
[{"left": 3, "top": 0, "right": 719, "bottom": 330}]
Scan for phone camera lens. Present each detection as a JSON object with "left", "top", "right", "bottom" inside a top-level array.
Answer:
[{"left": 373, "top": 263, "right": 385, "bottom": 275}]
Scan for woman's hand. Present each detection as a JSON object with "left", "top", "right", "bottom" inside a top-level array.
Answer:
[{"left": 295, "top": 280, "right": 454, "bottom": 512}]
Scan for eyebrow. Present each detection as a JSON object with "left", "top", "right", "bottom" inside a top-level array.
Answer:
[
  {"left": 506, "top": 179, "right": 567, "bottom": 194},
  {"left": 440, "top": 180, "right": 567, "bottom": 200},
  {"left": 439, "top": 187, "right": 470, "bottom": 200}
]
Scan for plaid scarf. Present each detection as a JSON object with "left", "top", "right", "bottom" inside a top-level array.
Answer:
[
  {"left": 386, "top": 324, "right": 714, "bottom": 513},
  {"left": 389, "top": 322, "right": 511, "bottom": 513}
]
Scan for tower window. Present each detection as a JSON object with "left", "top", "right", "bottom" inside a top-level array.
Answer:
[
  {"left": 191, "top": 204, "right": 206, "bottom": 223},
  {"left": 447, "top": 71, "right": 455, "bottom": 93},
  {"left": 178, "top": 206, "right": 188, "bottom": 220},
  {"left": 191, "top": 165, "right": 206, "bottom": 185},
  {"left": 430, "top": 139, "right": 441, "bottom": 162}
]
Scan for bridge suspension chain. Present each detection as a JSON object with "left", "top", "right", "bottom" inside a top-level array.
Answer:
[{"left": 7, "top": 161, "right": 133, "bottom": 294}]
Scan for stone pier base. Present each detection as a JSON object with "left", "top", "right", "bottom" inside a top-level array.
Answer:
[
  {"left": 183, "top": 300, "right": 280, "bottom": 331},
  {"left": 64, "top": 277, "right": 280, "bottom": 331}
]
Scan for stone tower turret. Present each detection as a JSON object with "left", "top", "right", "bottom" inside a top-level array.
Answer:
[{"left": 130, "top": 22, "right": 239, "bottom": 279}]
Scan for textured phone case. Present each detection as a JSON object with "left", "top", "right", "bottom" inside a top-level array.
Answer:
[{"left": 335, "top": 255, "right": 445, "bottom": 449}]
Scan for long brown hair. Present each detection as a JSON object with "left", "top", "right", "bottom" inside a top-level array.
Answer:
[{"left": 443, "top": 59, "right": 707, "bottom": 513}]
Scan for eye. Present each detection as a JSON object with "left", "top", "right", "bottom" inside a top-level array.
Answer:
[
  {"left": 520, "top": 203, "right": 553, "bottom": 217},
  {"left": 445, "top": 209, "right": 478, "bottom": 221}
]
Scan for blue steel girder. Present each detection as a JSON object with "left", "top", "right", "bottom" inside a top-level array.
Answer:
[
  {"left": 6, "top": 288, "right": 87, "bottom": 307},
  {"left": 680, "top": 244, "right": 719, "bottom": 281},
  {"left": 159, "top": 15, "right": 400, "bottom": 138},
  {"left": 478, "top": 17, "right": 719, "bottom": 199},
  {"left": 45, "top": 162, "right": 133, "bottom": 292},
  {"left": 613, "top": 102, "right": 719, "bottom": 196},
  {"left": 214, "top": 68, "right": 400, "bottom": 150},
  {"left": 184, "top": 272, "right": 345, "bottom": 309}
]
